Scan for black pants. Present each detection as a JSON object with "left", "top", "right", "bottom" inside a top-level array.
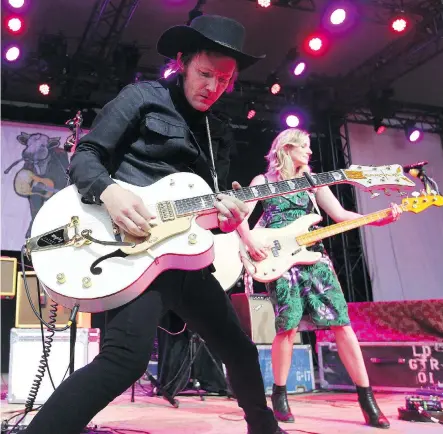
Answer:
[{"left": 25, "top": 269, "right": 278, "bottom": 434}]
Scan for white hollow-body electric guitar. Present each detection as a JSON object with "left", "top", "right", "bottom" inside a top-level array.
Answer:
[
  {"left": 239, "top": 192, "right": 443, "bottom": 282},
  {"left": 27, "top": 165, "right": 414, "bottom": 313}
]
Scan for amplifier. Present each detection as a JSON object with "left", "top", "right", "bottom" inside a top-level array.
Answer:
[
  {"left": 15, "top": 271, "right": 91, "bottom": 328},
  {"left": 318, "top": 341, "right": 443, "bottom": 392},
  {"left": 1, "top": 257, "right": 17, "bottom": 298},
  {"left": 231, "top": 293, "right": 301, "bottom": 344}
]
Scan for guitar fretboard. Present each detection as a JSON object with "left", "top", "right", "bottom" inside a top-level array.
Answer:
[
  {"left": 296, "top": 208, "right": 392, "bottom": 245},
  {"left": 173, "top": 170, "right": 347, "bottom": 216}
]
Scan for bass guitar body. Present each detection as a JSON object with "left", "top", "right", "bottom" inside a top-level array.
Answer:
[{"left": 239, "top": 214, "right": 324, "bottom": 283}]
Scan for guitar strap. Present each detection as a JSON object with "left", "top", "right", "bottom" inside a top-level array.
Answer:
[
  {"left": 205, "top": 116, "right": 220, "bottom": 194},
  {"left": 306, "top": 189, "right": 321, "bottom": 216}
]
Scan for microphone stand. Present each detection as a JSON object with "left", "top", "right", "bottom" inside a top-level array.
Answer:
[{"left": 414, "top": 167, "right": 440, "bottom": 195}]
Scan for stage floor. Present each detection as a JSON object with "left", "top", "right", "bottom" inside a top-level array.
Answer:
[{"left": 2, "top": 383, "right": 442, "bottom": 433}]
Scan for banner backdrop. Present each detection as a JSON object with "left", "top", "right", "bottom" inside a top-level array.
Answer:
[{"left": 1, "top": 121, "right": 81, "bottom": 251}]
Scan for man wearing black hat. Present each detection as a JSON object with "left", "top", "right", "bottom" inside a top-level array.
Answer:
[{"left": 25, "top": 15, "right": 287, "bottom": 434}]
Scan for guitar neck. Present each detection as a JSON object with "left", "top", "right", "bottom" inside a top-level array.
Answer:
[
  {"left": 173, "top": 170, "right": 348, "bottom": 219},
  {"left": 296, "top": 208, "right": 394, "bottom": 246}
]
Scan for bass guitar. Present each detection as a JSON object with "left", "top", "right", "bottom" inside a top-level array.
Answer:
[
  {"left": 239, "top": 191, "right": 443, "bottom": 282},
  {"left": 26, "top": 165, "right": 414, "bottom": 313}
]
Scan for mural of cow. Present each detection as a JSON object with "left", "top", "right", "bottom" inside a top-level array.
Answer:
[{"left": 3, "top": 132, "right": 70, "bottom": 238}]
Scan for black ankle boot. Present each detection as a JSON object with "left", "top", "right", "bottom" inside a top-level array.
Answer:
[
  {"left": 356, "top": 386, "right": 390, "bottom": 429},
  {"left": 271, "top": 384, "right": 294, "bottom": 423}
]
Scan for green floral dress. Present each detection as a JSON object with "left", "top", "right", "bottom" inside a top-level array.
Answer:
[{"left": 259, "top": 189, "right": 351, "bottom": 333}]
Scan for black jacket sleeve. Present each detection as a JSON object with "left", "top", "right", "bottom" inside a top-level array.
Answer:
[{"left": 69, "top": 84, "right": 146, "bottom": 204}]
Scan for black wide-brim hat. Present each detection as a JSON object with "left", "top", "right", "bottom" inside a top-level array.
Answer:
[{"left": 157, "top": 14, "right": 265, "bottom": 71}]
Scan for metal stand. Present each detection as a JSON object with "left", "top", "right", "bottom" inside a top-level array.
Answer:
[
  {"left": 130, "top": 371, "right": 179, "bottom": 408},
  {"left": 167, "top": 331, "right": 234, "bottom": 402}
]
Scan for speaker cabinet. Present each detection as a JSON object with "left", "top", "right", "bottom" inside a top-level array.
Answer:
[
  {"left": 231, "top": 293, "right": 301, "bottom": 344},
  {"left": 1, "top": 257, "right": 18, "bottom": 298},
  {"left": 15, "top": 271, "right": 91, "bottom": 328}
]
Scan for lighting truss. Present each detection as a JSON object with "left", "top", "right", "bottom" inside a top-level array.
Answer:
[
  {"left": 64, "top": 0, "right": 140, "bottom": 100},
  {"left": 347, "top": 105, "right": 443, "bottom": 135},
  {"left": 334, "top": 1, "right": 443, "bottom": 109},
  {"left": 246, "top": 0, "right": 436, "bottom": 24}
]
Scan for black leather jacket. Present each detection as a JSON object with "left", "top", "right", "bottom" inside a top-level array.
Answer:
[{"left": 69, "top": 78, "right": 233, "bottom": 204}]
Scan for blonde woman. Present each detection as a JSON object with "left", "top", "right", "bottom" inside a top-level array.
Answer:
[{"left": 237, "top": 128, "right": 402, "bottom": 429}]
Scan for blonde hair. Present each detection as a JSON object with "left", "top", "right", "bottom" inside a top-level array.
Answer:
[
  {"left": 265, "top": 128, "right": 311, "bottom": 181},
  {"left": 165, "top": 50, "right": 238, "bottom": 93}
]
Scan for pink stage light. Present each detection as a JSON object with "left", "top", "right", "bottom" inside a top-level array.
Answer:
[
  {"left": 330, "top": 8, "right": 346, "bottom": 25},
  {"left": 285, "top": 114, "right": 300, "bottom": 128},
  {"left": 247, "top": 109, "right": 256, "bottom": 120},
  {"left": 7, "top": 17, "right": 23, "bottom": 33},
  {"left": 293, "top": 61, "right": 306, "bottom": 76},
  {"left": 5, "top": 46, "right": 20, "bottom": 62},
  {"left": 8, "top": 0, "right": 25, "bottom": 8},
  {"left": 308, "top": 37, "right": 322, "bottom": 52},
  {"left": 270, "top": 83, "right": 281, "bottom": 95},
  {"left": 257, "top": 0, "right": 271, "bottom": 7},
  {"left": 391, "top": 17, "right": 408, "bottom": 33},
  {"left": 39, "top": 84, "right": 50, "bottom": 96}
]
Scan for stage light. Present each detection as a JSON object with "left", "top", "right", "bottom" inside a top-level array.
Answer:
[
  {"left": 330, "top": 8, "right": 346, "bottom": 25},
  {"left": 38, "top": 83, "right": 50, "bottom": 96},
  {"left": 163, "top": 67, "right": 174, "bottom": 79},
  {"left": 408, "top": 129, "right": 422, "bottom": 142},
  {"left": 8, "top": 0, "right": 25, "bottom": 8},
  {"left": 285, "top": 114, "right": 300, "bottom": 128},
  {"left": 257, "top": 0, "right": 271, "bottom": 7},
  {"left": 404, "top": 123, "right": 422, "bottom": 143},
  {"left": 4, "top": 46, "right": 20, "bottom": 62},
  {"left": 304, "top": 34, "right": 327, "bottom": 56},
  {"left": 391, "top": 16, "right": 408, "bottom": 33},
  {"left": 373, "top": 118, "right": 385, "bottom": 134},
  {"left": 308, "top": 37, "right": 322, "bottom": 51},
  {"left": 270, "top": 83, "right": 281, "bottom": 95},
  {"left": 267, "top": 73, "right": 281, "bottom": 95},
  {"left": 293, "top": 61, "right": 306, "bottom": 76},
  {"left": 247, "top": 109, "right": 256, "bottom": 120},
  {"left": 6, "top": 17, "right": 23, "bottom": 34},
  {"left": 246, "top": 101, "right": 256, "bottom": 119}
]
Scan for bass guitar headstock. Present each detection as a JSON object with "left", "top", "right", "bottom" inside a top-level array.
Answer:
[{"left": 401, "top": 191, "right": 443, "bottom": 213}]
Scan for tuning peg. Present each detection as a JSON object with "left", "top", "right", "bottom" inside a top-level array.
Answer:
[
  {"left": 399, "top": 191, "right": 408, "bottom": 197},
  {"left": 370, "top": 191, "right": 380, "bottom": 199},
  {"left": 412, "top": 191, "right": 420, "bottom": 198},
  {"left": 384, "top": 189, "right": 391, "bottom": 196}
]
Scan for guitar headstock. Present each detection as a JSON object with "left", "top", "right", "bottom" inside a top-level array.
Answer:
[
  {"left": 401, "top": 191, "right": 443, "bottom": 214},
  {"left": 343, "top": 164, "right": 415, "bottom": 193}
]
